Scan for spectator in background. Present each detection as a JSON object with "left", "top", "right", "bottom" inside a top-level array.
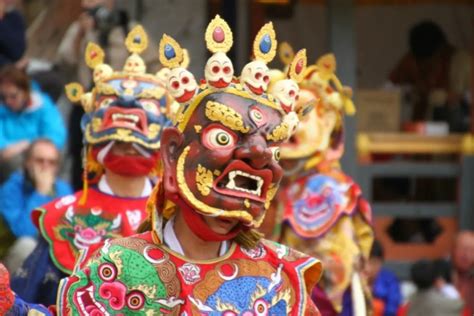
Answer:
[
  {"left": 0, "top": 65, "right": 66, "bottom": 182},
  {"left": 452, "top": 231, "right": 474, "bottom": 313},
  {"left": 433, "top": 259, "right": 460, "bottom": 300},
  {"left": 389, "top": 20, "right": 471, "bottom": 131},
  {"left": 56, "top": 0, "right": 158, "bottom": 190},
  {"left": 0, "top": 0, "right": 26, "bottom": 68},
  {"left": 366, "top": 239, "right": 402, "bottom": 316},
  {"left": 407, "top": 260, "right": 463, "bottom": 316},
  {"left": 0, "top": 139, "right": 73, "bottom": 271}
]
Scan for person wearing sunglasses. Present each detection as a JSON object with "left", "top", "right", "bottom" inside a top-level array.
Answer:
[{"left": 0, "top": 65, "right": 66, "bottom": 183}]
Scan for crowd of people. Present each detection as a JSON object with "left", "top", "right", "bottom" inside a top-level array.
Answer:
[{"left": 0, "top": 0, "right": 472, "bottom": 315}]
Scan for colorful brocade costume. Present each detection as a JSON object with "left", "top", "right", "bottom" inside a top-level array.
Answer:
[
  {"left": 56, "top": 232, "right": 321, "bottom": 315},
  {"left": 265, "top": 44, "right": 374, "bottom": 315},
  {"left": 8, "top": 25, "right": 174, "bottom": 308}
]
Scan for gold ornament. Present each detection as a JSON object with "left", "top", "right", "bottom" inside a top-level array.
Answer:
[
  {"left": 265, "top": 184, "right": 278, "bottom": 210},
  {"left": 91, "top": 118, "right": 102, "bottom": 132},
  {"left": 196, "top": 164, "right": 214, "bottom": 196},
  {"left": 64, "top": 82, "right": 84, "bottom": 103},
  {"left": 205, "top": 101, "right": 250, "bottom": 133},
  {"left": 253, "top": 22, "right": 277, "bottom": 63},
  {"left": 158, "top": 34, "right": 184, "bottom": 69},
  {"left": 288, "top": 49, "right": 307, "bottom": 83},
  {"left": 266, "top": 122, "right": 290, "bottom": 142},
  {"left": 85, "top": 42, "right": 105, "bottom": 69},
  {"left": 147, "top": 124, "right": 161, "bottom": 139},
  {"left": 125, "top": 25, "right": 148, "bottom": 54},
  {"left": 205, "top": 14, "right": 233, "bottom": 53}
]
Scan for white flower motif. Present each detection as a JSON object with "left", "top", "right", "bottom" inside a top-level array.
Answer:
[
  {"left": 241, "top": 244, "right": 267, "bottom": 259},
  {"left": 179, "top": 263, "right": 201, "bottom": 285}
]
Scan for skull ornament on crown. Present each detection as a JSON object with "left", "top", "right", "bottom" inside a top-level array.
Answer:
[
  {"left": 203, "top": 18, "right": 234, "bottom": 90},
  {"left": 271, "top": 42, "right": 356, "bottom": 174},
  {"left": 64, "top": 25, "right": 174, "bottom": 203},
  {"left": 154, "top": 15, "right": 309, "bottom": 246},
  {"left": 160, "top": 37, "right": 198, "bottom": 104},
  {"left": 239, "top": 24, "right": 277, "bottom": 96}
]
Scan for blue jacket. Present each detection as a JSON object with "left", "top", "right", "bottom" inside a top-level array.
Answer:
[
  {"left": 0, "top": 171, "right": 73, "bottom": 237},
  {"left": 373, "top": 268, "right": 402, "bottom": 316},
  {"left": 0, "top": 91, "right": 67, "bottom": 150}
]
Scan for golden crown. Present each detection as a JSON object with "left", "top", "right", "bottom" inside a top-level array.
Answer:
[
  {"left": 158, "top": 15, "right": 309, "bottom": 137},
  {"left": 64, "top": 25, "right": 170, "bottom": 114}
]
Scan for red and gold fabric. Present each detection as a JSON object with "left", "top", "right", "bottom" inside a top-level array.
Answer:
[
  {"left": 57, "top": 232, "right": 322, "bottom": 315},
  {"left": 33, "top": 188, "right": 148, "bottom": 274}
]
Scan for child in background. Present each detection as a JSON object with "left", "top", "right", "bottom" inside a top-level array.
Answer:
[
  {"left": 433, "top": 259, "right": 461, "bottom": 299},
  {"left": 407, "top": 260, "right": 463, "bottom": 316}
]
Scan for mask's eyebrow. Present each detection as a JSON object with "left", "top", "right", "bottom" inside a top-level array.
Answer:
[
  {"left": 205, "top": 101, "right": 250, "bottom": 133},
  {"left": 136, "top": 87, "right": 166, "bottom": 99},
  {"left": 267, "top": 121, "right": 289, "bottom": 142}
]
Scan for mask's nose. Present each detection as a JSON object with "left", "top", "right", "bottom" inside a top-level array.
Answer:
[{"left": 234, "top": 133, "right": 272, "bottom": 169}]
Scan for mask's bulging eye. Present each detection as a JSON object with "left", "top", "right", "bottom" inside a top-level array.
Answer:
[
  {"left": 99, "top": 97, "right": 114, "bottom": 108},
  {"left": 216, "top": 132, "right": 230, "bottom": 145},
  {"left": 270, "top": 146, "right": 280, "bottom": 161},
  {"left": 250, "top": 108, "right": 263, "bottom": 123},
  {"left": 202, "top": 125, "right": 237, "bottom": 150},
  {"left": 98, "top": 262, "right": 117, "bottom": 281},
  {"left": 181, "top": 76, "right": 190, "bottom": 84},
  {"left": 223, "top": 66, "right": 231, "bottom": 74},
  {"left": 212, "top": 65, "right": 220, "bottom": 73},
  {"left": 255, "top": 72, "right": 262, "bottom": 80},
  {"left": 141, "top": 100, "right": 160, "bottom": 115}
]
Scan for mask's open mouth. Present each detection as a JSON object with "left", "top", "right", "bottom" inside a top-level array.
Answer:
[
  {"left": 298, "top": 203, "right": 329, "bottom": 222},
  {"left": 245, "top": 82, "right": 264, "bottom": 95},
  {"left": 75, "top": 285, "right": 110, "bottom": 316},
  {"left": 209, "top": 79, "right": 229, "bottom": 88},
  {"left": 73, "top": 234, "right": 102, "bottom": 250},
  {"left": 214, "top": 160, "right": 272, "bottom": 203},
  {"left": 102, "top": 107, "right": 147, "bottom": 134},
  {"left": 176, "top": 89, "right": 195, "bottom": 103}
]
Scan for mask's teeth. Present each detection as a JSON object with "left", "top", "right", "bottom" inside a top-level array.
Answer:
[
  {"left": 222, "top": 170, "right": 264, "bottom": 197},
  {"left": 226, "top": 178, "right": 236, "bottom": 190},
  {"left": 111, "top": 113, "right": 139, "bottom": 123}
]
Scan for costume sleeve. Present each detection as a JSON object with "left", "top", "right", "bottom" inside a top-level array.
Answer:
[
  {"left": 383, "top": 274, "right": 402, "bottom": 316},
  {"left": 38, "top": 94, "right": 67, "bottom": 150},
  {"left": 6, "top": 296, "right": 53, "bottom": 316},
  {"left": 304, "top": 298, "right": 322, "bottom": 316},
  {"left": 0, "top": 11, "right": 26, "bottom": 63},
  {"left": 10, "top": 239, "right": 65, "bottom": 307}
]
